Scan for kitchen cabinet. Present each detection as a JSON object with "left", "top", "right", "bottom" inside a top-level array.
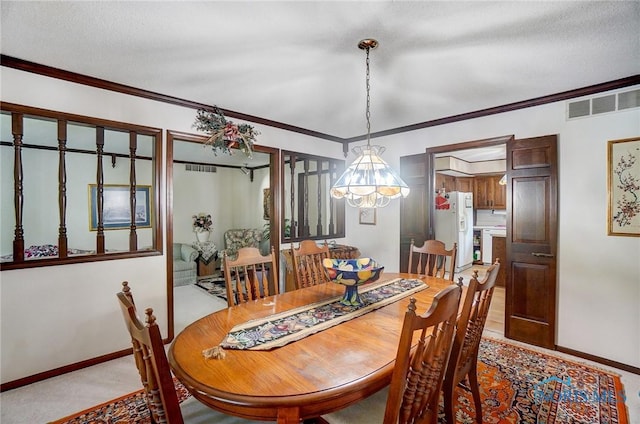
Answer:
[
  {"left": 456, "top": 177, "right": 474, "bottom": 193},
  {"left": 435, "top": 174, "right": 474, "bottom": 194},
  {"left": 435, "top": 173, "right": 456, "bottom": 193},
  {"left": 474, "top": 175, "right": 506, "bottom": 209}
]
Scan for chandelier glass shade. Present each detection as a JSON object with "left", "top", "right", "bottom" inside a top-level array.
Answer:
[
  {"left": 330, "top": 38, "right": 410, "bottom": 208},
  {"left": 330, "top": 145, "right": 410, "bottom": 208}
]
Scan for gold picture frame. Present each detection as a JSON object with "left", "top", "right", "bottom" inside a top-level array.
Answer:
[
  {"left": 607, "top": 137, "right": 640, "bottom": 236},
  {"left": 359, "top": 208, "right": 376, "bottom": 225}
]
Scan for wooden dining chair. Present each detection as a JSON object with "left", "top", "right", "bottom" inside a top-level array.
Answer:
[
  {"left": 223, "top": 247, "right": 278, "bottom": 307},
  {"left": 116, "top": 281, "right": 265, "bottom": 424},
  {"left": 443, "top": 259, "right": 501, "bottom": 424},
  {"left": 291, "top": 240, "right": 330, "bottom": 289},
  {"left": 407, "top": 239, "right": 457, "bottom": 281},
  {"left": 322, "top": 284, "right": 462, "bottom": 424}
]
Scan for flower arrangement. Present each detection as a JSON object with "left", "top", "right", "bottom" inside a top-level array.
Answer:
[
  {"left": 192, "top": 213, "right": 213, "bottom": 233},
  {"left": 193, "top": 107, "right": 259, "bottom": 158}
]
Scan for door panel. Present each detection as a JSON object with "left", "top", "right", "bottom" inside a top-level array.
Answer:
[
  {"left": 513, "top": 178, "right": 549, "bottom": 242},
  {"left": 506, "top": 135, "right": 558, "bottom": 349}
]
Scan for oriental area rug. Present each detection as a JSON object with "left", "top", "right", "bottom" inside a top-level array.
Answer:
[
  {"left": 195, "top": 276, "right": 228, "bottom": 303},
  {"left": 49, "top": 338, "right": 629, "bottom": 424}
]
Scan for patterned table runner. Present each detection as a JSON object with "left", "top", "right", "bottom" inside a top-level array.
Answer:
[{"left": 217, "top": 278, "right": 427, "bottom": 351}]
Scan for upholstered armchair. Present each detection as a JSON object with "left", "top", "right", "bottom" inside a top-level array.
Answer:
[
  {"left": 173, "top": 243, "right": 198, "bottom": 286},
  {"left": 222, "top": 229, "right": 263, "bottom": 260}
]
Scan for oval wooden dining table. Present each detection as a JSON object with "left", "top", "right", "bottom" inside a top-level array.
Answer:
[{"left": 168, "top": 272, "right": 453, "bottom": 424}]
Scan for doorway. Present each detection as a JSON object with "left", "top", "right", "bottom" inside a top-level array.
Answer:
[
  {"left": 400, "top": 135, "right": 513, "bottom": 335},
  {"left": 166, "top": 130, "right": 280, "bottom": 339}
]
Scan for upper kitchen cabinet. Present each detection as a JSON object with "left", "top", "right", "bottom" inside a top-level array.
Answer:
[
  {"left": 435, "top": 172, "right": 456, "bottom": 193},
  {"left": 455, "top": 177, "right": 474, "bottom": 193},
  {"left": 435, "top": 173, "right": 474, "bottom": 194},
  {"left": 474, "top": 175, "right": 506, "bottom": 209}
]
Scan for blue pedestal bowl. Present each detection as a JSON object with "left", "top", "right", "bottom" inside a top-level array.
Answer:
[{"left": 322, "top": 257, "right": 384, "bottom": 306}]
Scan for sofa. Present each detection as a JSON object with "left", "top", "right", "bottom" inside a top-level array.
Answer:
[{"left": 173, "top": 243, "right": 198, "bottom": 286}]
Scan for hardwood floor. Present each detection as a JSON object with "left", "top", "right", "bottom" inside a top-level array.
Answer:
[
  {"left": 455, "top": 265, "right": 505, "bottom": 335},
  {"left": 485, "top": 286, "right": 505, "bottom": 334}
]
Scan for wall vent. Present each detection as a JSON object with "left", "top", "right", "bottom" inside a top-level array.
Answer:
[
  {"left": 185, "top": 164, "right": 217, "bottom": 173},
  {"left": 592, "top": 94, "right": 616, "bottom": 114},
  {"left": 568, "top": 99, "right": 590, "bottom": 118},
  {"left": 618, "top": 89, "right": 640, "bottom": 110},
  {"left": 567, "top": 88, "right": 639, "bottom": 120}
]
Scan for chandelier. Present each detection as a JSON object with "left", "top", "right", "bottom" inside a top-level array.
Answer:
[{"left": 330, "top": 39, "right": 410, "bottom": 208}]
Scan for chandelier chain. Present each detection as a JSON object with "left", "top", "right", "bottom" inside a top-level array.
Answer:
[
  {"left": 329, "top": 38, "right": 410, "bottom": 208},
  {"left": 365, "top": 46, "right": 371, "bottom": 146}
]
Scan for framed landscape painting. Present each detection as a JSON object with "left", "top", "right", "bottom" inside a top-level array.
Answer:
[
  {"left": 607, "top": 137, "right": 640, "bottom": 236},
  {"left": 89, "top": 184, "right": 152, "bottom": 231}
]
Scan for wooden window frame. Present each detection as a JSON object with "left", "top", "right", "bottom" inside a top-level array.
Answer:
[{"left": 0, "top": 102, "right": 163, "bottom": 270}]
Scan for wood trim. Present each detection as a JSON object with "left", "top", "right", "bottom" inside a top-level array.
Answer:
[
  {"left": 0, "top": 103, "right": 164, "bottom": 271},
  {"left": 0, "top": 347, "right": 133, "bottom": 392},
  {"left": 0, "top": 250, "right": 162, "bottom": 271},
  {"left": 166, "top": 130, "right": 176, "bottom": 341},
  {"left": 165, "top": 129, "right": 281, "bottom": 340},
  {"left": 4, "top": 55, "right": 637, "bottom": 145},
  {"left": 556, "top": 345, "right": 640, "bottom": 376},
  {"left": 0, "top": 102, "right": 162, "bottom": 134},
  {"left": 345, "top": 75, "right": 640, "bottom": 142},
  {"left": 345, "top": 74, "right": 640, "bottom": 143},
  {"left": 1, "top": 54, "right": 343, "bottom": 143},
  {"left": 425, "top": 135, "right": 514, "bottom": 241}
]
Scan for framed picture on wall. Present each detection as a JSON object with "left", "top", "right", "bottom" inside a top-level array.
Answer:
[
  {"left": 88, "top": 184, "right": 152, "bottom": 231},
  {"left": 263, "top": 188, "right": 271, "bottom": 220},
  {"left": 607, "top": 137, "right": 640, "bottom": 236},
  {"left": 359, "top": 208, "right": 376, "bottom": 225}
]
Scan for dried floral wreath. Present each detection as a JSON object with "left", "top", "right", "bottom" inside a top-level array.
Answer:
[{"left": 193, "top": 107, "right": 259, "bottom": 158}]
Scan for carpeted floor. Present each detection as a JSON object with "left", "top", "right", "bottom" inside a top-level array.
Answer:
[
  {"left": 49, "top": 337, "right": 629, "bottom": 424},
  {"left": 195, "top": 276, "right": 228, "bottom": 303}
]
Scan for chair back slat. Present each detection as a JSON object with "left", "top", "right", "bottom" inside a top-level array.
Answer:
[
  {"left": 407, "top": 239, "right": 457, "bottom": 281},
  {"left": 117, "top": 282, "right": 184, "bottom": 424},
  {"left": 443, "top": 259, "right": 501, "bottom": 423},
  {"left": 383, "top": 284, "right": 462, "bottom": 424},
  {"left": 291, "top": 240, "right": 330, "bottom": 289},
  {"left": 223, "top": 247, "right": 278, "bottom": 306}
]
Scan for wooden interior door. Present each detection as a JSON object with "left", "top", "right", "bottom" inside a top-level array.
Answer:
[
  {"left": 399, "top": 154, "right": 429, "bottom": 272},
  {"left": 505, "top": 135, "right": 558, "bottom": 349}
]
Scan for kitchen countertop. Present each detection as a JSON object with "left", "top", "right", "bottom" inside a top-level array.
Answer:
[{"left": 473, "top": 225, "right": 507, "bottom": 230}]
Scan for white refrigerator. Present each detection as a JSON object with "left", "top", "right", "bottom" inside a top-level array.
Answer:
[{"left": 434, "top": 191, "right": 474, "bottom": 273}]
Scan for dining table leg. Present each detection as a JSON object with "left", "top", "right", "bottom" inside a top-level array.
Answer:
[{"left": 277, "top": 406, "right": 300, "bottom": 424}]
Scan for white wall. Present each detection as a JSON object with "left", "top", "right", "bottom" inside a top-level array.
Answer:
[
  {"left": 1, "top": 67, "right": 638, "bottom": 385},
  {"left": 172, "top": 165, "right": 270, "bottom": 250},
  {"left": 0, "top": 68, "right": 345, "bottom": 384},
  {"left": 351, "top": 88, "right": 640, "bottom": 368}
]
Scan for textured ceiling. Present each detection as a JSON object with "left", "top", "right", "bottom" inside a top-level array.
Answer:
[{"left": 1, "top": 1, "right": 639, "bottom": 143}]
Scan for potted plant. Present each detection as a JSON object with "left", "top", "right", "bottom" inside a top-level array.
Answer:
[
  {"left": 193, "top": 107, "right": 259, "bottom": 158},
  {"left": 260, "top": 219, "right": 291, "bottom": 255}
]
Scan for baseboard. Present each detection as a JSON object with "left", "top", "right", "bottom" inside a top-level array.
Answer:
[
  {"left": 0, "top": 347, "right": 132, "bottom": 392},
  {"left": 556, "top": 345, "right": 640, "bottom": 375}
]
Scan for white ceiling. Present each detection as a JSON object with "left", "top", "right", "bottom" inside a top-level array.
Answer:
[{"left": 1, "top": 1, "right": 639, "bottom": 147}]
